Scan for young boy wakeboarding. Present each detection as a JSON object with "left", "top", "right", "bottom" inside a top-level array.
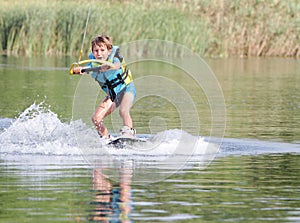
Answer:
[{"left": 72, "top": 34, "right": 136, "bottom": 141}]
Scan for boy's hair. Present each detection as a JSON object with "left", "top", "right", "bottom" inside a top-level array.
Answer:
[{"left": 91, "top": 34, "right": 113, "bottom": 51}]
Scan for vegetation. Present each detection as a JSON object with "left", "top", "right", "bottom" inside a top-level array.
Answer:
[{"left": 0, "top": 0, "right": 299, "bottom": 57}]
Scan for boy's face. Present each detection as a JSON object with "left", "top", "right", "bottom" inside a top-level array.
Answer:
[{"left": 92, "top": 43, "right": 111, "bottom": 60}]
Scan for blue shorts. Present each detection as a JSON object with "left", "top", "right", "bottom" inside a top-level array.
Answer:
[{"left": 113, "top": 82, "right": 136, "bottom": 107}]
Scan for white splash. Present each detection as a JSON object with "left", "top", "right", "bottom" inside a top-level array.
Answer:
[{"left": 0, "top": 102, "right": 82, "bottom": 155}]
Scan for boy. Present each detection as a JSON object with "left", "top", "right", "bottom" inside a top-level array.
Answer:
[{"left": 72, "top": 34, "right": 136, "bottom": 140}]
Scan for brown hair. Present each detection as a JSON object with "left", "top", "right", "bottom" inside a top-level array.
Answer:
[{"left": 91, "top": 34, "right": 113, "bottom": 51}]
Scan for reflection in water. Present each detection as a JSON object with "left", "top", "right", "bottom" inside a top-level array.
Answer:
[
  {"left": 89, "top": 163, "right": 133, "bottom": 222},
  {"left": 0, "top": 153, "right": 300, "bottom": 222}
]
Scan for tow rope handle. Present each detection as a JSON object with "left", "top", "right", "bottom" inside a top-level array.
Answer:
[{"left": 69, "top": 59, "right": 114, "bottom": 75}]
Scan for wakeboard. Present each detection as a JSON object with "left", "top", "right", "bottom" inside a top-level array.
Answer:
[{"left": 107, "top": 137, "right": 147, "bottom": 148}]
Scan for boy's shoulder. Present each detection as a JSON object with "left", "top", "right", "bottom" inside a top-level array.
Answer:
[
  {"left": 89, "top": 52, "right": 95, "bottom": 59},
  {"left": 112, "top": 46, "right": 123, "bottom": 62}
]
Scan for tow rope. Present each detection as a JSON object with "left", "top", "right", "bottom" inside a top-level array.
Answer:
[
  {"left": 69, "top": 0, "right": 114, "bottom": 75},
  {"left": 78, "top": 0, "right": 92, "bottom": 63}
]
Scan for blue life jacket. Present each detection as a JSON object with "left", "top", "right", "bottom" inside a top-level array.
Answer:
[{"left": 88, "top": 46, "right": 133, "bottom": 101}]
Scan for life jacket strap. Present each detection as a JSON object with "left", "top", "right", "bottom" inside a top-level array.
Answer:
[
  {"left": 106, "top": 73, "right": 125, "bottom": 89},
  {"left": 105, "top": 66, "right": 129, "bottom": 90},
  {"left": 104, "top": 67, "right": 130, "bottom": 101}
]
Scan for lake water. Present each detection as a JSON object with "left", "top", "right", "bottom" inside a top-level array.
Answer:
[{"left": 0, "top": 54, "right": 299, "bottom": 222}]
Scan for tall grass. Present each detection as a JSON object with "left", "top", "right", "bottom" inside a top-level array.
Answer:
[{"left": 0, "top": 0, "right": 299, "bottom": 57}]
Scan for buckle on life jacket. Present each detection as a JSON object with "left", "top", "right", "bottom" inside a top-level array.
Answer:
[
  {"left": 106, "top": 74, "right": 124, "bottom": 101},
  {"left": 105, "top": 68, "right": 129, "bottom": 101},
  {"left": 106, "top": 73, "right": 125, "bottom": 89}
]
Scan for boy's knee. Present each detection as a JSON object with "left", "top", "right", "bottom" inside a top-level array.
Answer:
[{"left": 92, "top": 114, "right": 103, "bottom": 125}]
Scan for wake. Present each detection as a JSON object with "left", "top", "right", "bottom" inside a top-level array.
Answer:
[{"left": 0, "top": 102, "right": 214, "bottom": 159}]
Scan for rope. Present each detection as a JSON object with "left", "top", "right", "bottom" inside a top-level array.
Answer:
[{"left": 78, "top": 0, "right": 92, "bottom": 63}]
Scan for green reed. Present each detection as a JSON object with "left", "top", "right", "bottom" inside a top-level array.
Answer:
[{"left": 0, "top": 0, "right": 298, "bottom": 57}]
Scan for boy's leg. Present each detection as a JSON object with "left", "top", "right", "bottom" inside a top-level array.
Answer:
[
  {"left": 92, "top": 96, "right": 116, "bottom": 139},
  {"left": 119, "top": 92, "right": 134, "bottom": 128},
  {"left": 119, "top": 92, "right": 136, "bottom": 138}
]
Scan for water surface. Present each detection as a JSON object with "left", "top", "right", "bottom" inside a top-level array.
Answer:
[{"left": 0, "top": 56, "right": 299, "bottom": 222}]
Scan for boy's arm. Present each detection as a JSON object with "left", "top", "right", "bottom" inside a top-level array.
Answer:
[
  {"left": 72, "top": 60, "right": 118, "bottom": 74},
  {"left": 106, "top": 57, "right": 121, "bottom": 71},
  {"left": 99, "top": 61, "right": 120, "bottom": 72},
  {"left": 73, "top": 65, "right": 113, "bottom": 73}
]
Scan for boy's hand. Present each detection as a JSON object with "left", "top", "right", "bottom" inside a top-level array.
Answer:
[
  {"left": 73, "top": 66, "right": 83, "bottom": 74},
  {"left": 100, "top": 65, "right": 110, "bottom": 71},
  {"left": 110, "top": 62, "right": 121, "bottom": 70},
  {"left": 100, "top": 63, "right": 119, "bottom": 71},
  {"left": 114, "top": 62, "right": 121, "bottom": 70}
]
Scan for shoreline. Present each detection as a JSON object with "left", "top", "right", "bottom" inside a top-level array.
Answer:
[{"left": 0, "top": 0, "right": 299, "bottom": 58}]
